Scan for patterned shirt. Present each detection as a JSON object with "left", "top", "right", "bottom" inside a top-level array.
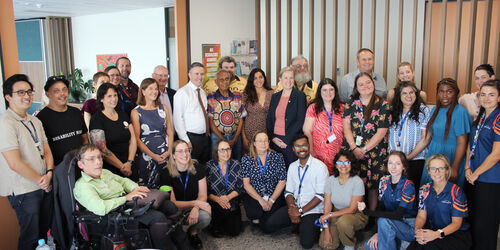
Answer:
[
  {"left": 207, "top": 90, "right": 247, "bottom": 135},
  {"left": 241, "top": 152, "right": 287, "bottom": 197},
  {"left": 389, "top": 104, "right": 430, "bottom": 160},
  {"left": 206, "top": 159, "right": 243, "bottom": 196}
]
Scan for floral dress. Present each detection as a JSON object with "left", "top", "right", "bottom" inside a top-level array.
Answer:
[{"left": 342, "top": 98, "right": 391, "bottom": 189}]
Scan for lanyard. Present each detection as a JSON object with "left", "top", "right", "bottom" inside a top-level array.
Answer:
[
  {"left": 20, "top": 120, "right": 39, "bottom": 144},
  {"left": 256, "top": 152, "right": 269, "bottom": 176},
  {"left": 397, "top": 110, "right": 411, "bottom": 147},
  {"left": 120, "top": 84, "right": 131, "bottom": 99},
  {"left": 359, "top": 98, "right": 365, "bottom": 129},
  {"left": 323, "top": 106, "right": 334, "bottom": 133},
  {"left": 470, "top": 113, "right": 486, "bottom": 159},
  {"left": 177, "top": 170, "right": 190, "bottom": 200},
  {"left": 217, "top": 162, "right": 230, "bottom": 189},
  {"left": 297, "top": 165, "right": 309, "bottom": 195}
]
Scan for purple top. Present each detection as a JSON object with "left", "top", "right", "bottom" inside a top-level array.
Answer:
[{"left": 82, "top": 98, "right": 99, "bottom": 115}]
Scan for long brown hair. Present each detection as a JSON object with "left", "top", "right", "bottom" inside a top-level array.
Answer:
[
  {"left": 351, "top": 72, "right": 381, "bottom": 121},
  {"left": 165, "top": 140, "right": 197, "bottom": 178},
  {"left": 425, "top": 78, "right": 459, "bottom": 141},
  {"left": 137, "top": 78, "right": 161, "bottom": 106}
]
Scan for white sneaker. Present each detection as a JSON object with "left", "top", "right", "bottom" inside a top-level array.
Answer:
[
  {"left": 252, "top": 219, "right": 260, "bottom": 224},
  {"left": 343, "top": 245, "right": 354, "bottom": 250}
]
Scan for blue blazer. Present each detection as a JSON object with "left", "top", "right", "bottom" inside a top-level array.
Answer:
[{"left": 266, "top": 88, "right": 307, "bottom": 145}]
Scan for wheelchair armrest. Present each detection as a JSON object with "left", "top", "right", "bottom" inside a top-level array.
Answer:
[{"left": 74, "top": 210, "right": 105, "bottom": 224}]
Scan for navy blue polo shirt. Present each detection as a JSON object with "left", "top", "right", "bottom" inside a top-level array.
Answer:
[
  {"left": 418, "top": 182, "right": 469, "bottom": 231},
  {"left": 378, "top": 175, "right": 417, "bottom": 217},
  {"left": 469, "top": 107, "right": 500, "bottom": 183}
]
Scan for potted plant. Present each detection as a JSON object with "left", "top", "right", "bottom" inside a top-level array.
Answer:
[{"left": 67, "top": 68, "right": 93, "bottom": 103}]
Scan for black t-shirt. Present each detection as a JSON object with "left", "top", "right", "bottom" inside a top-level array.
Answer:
[
  {"left": 89, "top": 110, "right": 131, "bottom": 175},
  {"left": 160, "top": 163, "right": 206, "bottom": 201},
  {"left": 37, "top": 106, "right": 87, "bottom": 165}
]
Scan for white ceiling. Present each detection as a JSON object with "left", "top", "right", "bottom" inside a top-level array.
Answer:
[{"left": 13, "top": 0, "right": 175, "bottom": 20}]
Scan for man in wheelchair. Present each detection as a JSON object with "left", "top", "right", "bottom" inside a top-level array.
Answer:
[{"left": 73, "top": 144, "right": 185, "bottom": 249}]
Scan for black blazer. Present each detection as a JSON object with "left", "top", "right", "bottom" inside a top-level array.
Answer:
[
  {"left": 266, "top": 88, "right": 307, "bottom": 145},
  {"left": 166, "top": 87, "right": 176, "bottom": 112}
]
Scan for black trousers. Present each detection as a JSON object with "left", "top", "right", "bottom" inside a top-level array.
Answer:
[
  {"left": 187, "top": 132, "right": 211, "bottom": 164},
  {"left": 407, "top": 230, "right": 472, "bottom": 250},
  {"left": 269, "top": 206, "right": 321, "bottom": 249},
  {"left": 8, "top": 189, "right": 53, "bottom": 250},
  {"left": 242, "top": 193, "right": 284, "bottom": 233},
  {"left": 209, "top": 200, "right": 242, "bottom": 236},
  {"left": 408, "top": 159, "right": 425, "bottom": 190},
  {"left": 472, "top": 181, "right": 500, "bottom": 250},
  {"left": 270, "top": 135, "right": 297, "bottom": 169}
]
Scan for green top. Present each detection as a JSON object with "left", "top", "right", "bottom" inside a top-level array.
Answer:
[{"left": 74, "top": 169, "right": 138, "bottom": 216}]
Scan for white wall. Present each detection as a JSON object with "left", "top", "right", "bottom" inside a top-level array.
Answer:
[
  {"left": 72, "top": 7, "right": 167, "bottom": 85},
  {"left": 189, "top": 0, "right": 256, "bottom": 63}
]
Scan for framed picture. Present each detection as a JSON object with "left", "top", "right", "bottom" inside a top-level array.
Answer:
[{"left": 96, "top": 53, "right": 127, "bottom": 72}]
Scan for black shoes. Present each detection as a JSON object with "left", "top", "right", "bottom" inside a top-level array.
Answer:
[{"left": 188, "top": 233, "right": 203, "bottom": 249}]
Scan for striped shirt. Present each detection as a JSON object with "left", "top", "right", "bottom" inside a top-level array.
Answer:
[{"left": 389, "top": 104, "right": 430, "bottom": 160}]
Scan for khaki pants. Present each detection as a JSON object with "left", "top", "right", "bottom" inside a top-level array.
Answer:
[{"left": 319, "top": 210, "right": 368, "bottom": 249}]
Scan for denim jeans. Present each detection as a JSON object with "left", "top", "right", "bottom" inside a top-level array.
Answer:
[
  {"left": 211, "top": 132, "right": 242, "bottom": 160},
  {"left": 364, "top": 217, "right": 415, "bottom": 250}
]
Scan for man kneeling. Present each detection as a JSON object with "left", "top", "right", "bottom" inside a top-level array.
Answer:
[{"left": 73, "top": 144, "right": 181, "bottom": 249}]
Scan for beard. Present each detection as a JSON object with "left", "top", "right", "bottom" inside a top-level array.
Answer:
[{"left": 295, "top": 71, "right": 312, "bottom": 84}]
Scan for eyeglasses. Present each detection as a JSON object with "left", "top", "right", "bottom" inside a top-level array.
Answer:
[
  {"left": 154, "top": 73, "right": 169, "bottom": 78},
  {"left": 336, "top": 161, "right": 351, "bottom": 165},
  {"left": 175, "top": 149, "right": 192, "bottom": 154},
  {"left": 429, "top": 167, "right": 447, "bottom": 173},
  {"left": 293, "top": 145, "right": 308, "bottom": 150},
  {"left": 82, "top": 156, "right": 103, "bottom": 162},
  {"left": 48, "top": 75, "right": 66, "bottom": 81},
  {"left": 13, "top": 89, "right": 35, "bottom": 97},
  {"left": 217, "top": 147, "right": 232, "bottom": 152},
  {"left": 255, "top": 140, "right": 269, "bottom": 144}
]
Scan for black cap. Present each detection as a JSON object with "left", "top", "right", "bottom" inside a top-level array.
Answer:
[{"left": 44, "top": 75, "right": 70, "bottom": 91}]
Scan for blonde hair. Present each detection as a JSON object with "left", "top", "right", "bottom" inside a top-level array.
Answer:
[
  {"left": 137, "top": 78, "right": 161, "bottom": 106},
  {"left": 279, "top": 66, "right": 295, "bottom": 78},
  {"left": 425, "top": 154, "right": 451, "bottom": 180},
  {"left": 248, "top": 130, "right": 274, "bottom": 163},
  {"left": 396, "top": 62, "right": 415, "bottom": 87},
  {"left": 165, "top": 140, "right": 197, "bottom": 178}
]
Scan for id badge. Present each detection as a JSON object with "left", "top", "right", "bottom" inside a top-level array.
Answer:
[
  {"left": 35, "top": 141, "right": 41, "bottom": 147},
  {"left": 263, "top": 195, "right": 269, "bottom": 201},
  {"left": 327, "top": 134, "right": 337, "bottom": 144},
  {"left": 355, "top": 136, "right": 363, "bottom": 146}
]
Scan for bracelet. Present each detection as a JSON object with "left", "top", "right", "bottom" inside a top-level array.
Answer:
[
  {"left": 46, "top": 169, "right": 53, "bottom": 173},
  {"left": 465, "top": 168, "right": 472, "bottom": 171},
  {"left": 269, "top": 198, "right": 275, "bottom": 204},
  {"left": 350, "top": 146, "right": 358, "bottom": 151},
  {"left": 127, "top": 160, "right": 133, "bottom": 164}
]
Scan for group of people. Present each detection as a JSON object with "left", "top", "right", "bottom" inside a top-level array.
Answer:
[{"left": 0, "top": 50, "right": 499, "bottom": 250}]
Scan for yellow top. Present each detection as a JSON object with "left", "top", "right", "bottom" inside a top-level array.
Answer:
[
  {"left": 203, "top": 75, "right": 247, "bottom": 95},
  {"left": 274, "top": 80, "right": 318, "bottom": 104}
]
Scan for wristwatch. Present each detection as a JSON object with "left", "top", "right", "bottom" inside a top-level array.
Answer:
[
  {"left": 438, "top": 229, "right": 445, "bottom": 239},
  {"left": 363, "top": 146, "right": 368, "bottom": 151},
  {"left": 298, "top": 208, "right": 303, "bottom": 215}
]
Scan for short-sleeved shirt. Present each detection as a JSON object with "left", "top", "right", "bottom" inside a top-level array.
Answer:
[
  {"left": 207, "top": 90, "right": 247, "bottom": 135},
  {"left": 324, "top": 175, "right": 364, "bottom": 210},
  {"left": 378, "top": 175, "right": 417, "bottom": 217},
  {"left": 82, "top": 98, "right": 99, "bottom": 116},
  {"left": 284, "top": 156, "right": 329, "bottom": 215},
  {"left": 418, "top": 182, "right": 469, "bottom": 231},
  {"left": 389, "top": 104, "right": 430, "bottom": 160},
  {"left": 0, "top": 109, "right": 48, "bottom": 196},
  {"left": 160, "top": 163, "right": 206, "bottom": 201},
  {"left": 37, "top": 106, "right": 87, "bottom": 165},
  {"left": 469, "top": 106, "right": 500, "bottom": 183},
  {"left": 89, "top": 110, "right": 131, "bottom": 175},
  {"left": 240, "top": 152, "right": 287, "bottom": 197}
]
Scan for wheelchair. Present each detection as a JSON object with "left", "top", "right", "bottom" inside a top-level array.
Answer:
[{"left": 51, "top": 150, "right": 188, "bottom": 250}]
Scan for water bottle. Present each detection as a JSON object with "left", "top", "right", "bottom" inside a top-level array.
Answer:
[
  {"left": 47, "top": 229, "right": 56, "bottom": 250},
  {"left": 35, "top": 239, "right": 50, "bottom": 250}
]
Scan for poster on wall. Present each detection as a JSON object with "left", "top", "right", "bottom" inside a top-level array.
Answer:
[
  {"left": 230, "top": 40, "right": 258, "bottom": 77},
  {"left": 202, "top": 44, "right": 220, "bottom": 82},
  {"left": 96, "top": 53, "right": 127, "bottom": 72}
]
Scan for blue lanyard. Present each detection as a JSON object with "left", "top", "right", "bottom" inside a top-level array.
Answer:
[
  {"left": 470, "top": 113, "right": 486, "bottom": 159},
  {"left": 323, "top": 106, "right": 334, "bottom": 133},
  {"left": 359, "top": 98, "right": 365, "bottom": 129},
  {"left": 20, "top": 120, "right": 39, "bottom": 144},
  {"left": 177, "top": 170, "right": 190, "bottom": 200},
  {"left": 297, "top": 165, "right": 309, "bottom": 195},
  {"left": 217, "top": 162, "right": 230, "bottom": 189},
  {"left": 397, "top": 110, "right": 411, "bottom": 144},
  {"left": 256, "top": 152, "right": 269, "bottom": 176}
]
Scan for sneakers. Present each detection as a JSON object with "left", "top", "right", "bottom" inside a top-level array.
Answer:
[{"left": 188, "top": 233, "right": 203, "bottom": 249}]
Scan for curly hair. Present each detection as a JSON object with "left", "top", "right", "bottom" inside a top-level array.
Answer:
[
  {"left": 332, "top": 150, "right": 359, "bottom": 177},
  {"left": 391, "top": 81, "right": 426, "bottom": 125}
]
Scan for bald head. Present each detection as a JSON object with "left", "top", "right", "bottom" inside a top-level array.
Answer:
[{"left": 152, "top": 65, "right": 169, "bottom": 91}]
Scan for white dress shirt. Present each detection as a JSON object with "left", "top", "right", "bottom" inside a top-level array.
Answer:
[
  {"left": 285, "top": 155, "right": 329, "bottom": 216},
  {"left": 173, "top": 81, "right": 208, "bottom": 142}
]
